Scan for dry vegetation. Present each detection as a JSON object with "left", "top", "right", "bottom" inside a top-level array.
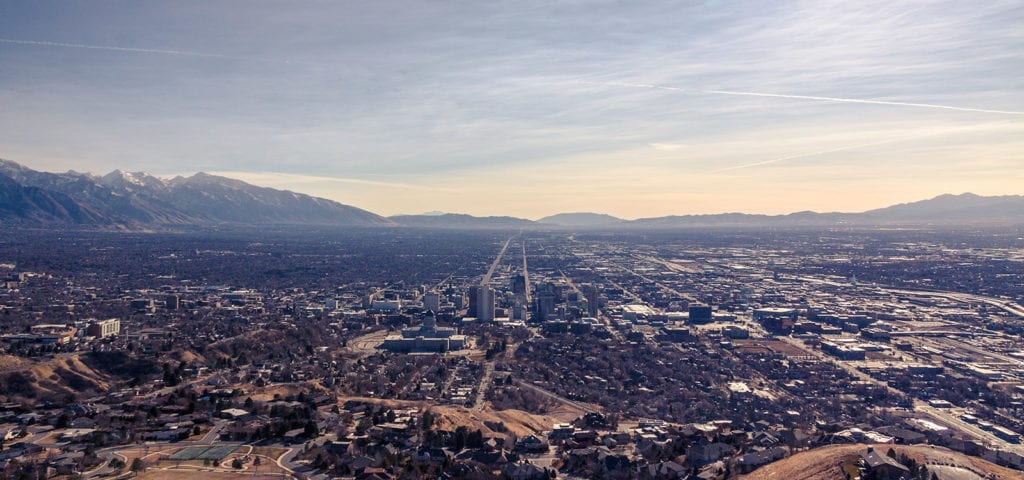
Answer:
[
  {"left": 430, "top": 405, "right": 571, "bottom": 438},
  {"left": 0, "top": 353, "right": 112, "bottom": 401},
  {"left": 741, "top": 444, "right": 1024, "bottom": 480}
]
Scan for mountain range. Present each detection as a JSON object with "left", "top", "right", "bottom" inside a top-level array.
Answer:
[
  {"left": 0, "top": 159, "right": 390, "bottom": 227},
  {"left": 1, "top": 159, "right": 1022, "bottom": 229}
]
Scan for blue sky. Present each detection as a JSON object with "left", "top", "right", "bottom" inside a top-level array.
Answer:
[{"left": 1, "top": 0, "right": 1021, "bottom": 218}]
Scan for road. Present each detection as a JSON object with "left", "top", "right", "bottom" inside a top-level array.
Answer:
[
  {"left": 472, "top": 358, "right": 497, "bottom": 411},
  {"left": 521, "top": 240, "right": 531, "bottom": 307},
  {"left": 515, "top": 379, "right": 599, "bottom": 415},
  {"left": 472, "top": 235, "right": 526, "bottom": 410},
  {"left": 481, "top": 236, "right": 514, "bottom": 285}
]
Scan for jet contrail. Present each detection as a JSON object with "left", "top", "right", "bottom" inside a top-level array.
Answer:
[
  {"left": 702, "top": 88, "right": 1024, "bottom": 116},
  {"left": 599, "top": 82, "right": 1024, "bottom": 116},
  {"left": 0, "top": 37, "right": 234, "bottom": 59},
  {"left": 0, "top": 37, "right": 317, "bottom": 66}
]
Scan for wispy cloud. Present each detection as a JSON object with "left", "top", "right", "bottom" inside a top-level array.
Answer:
[
  {"left": 597, "top": 82, "right": 1024, "bottom": 116},
  {"left": 2, "top": 1, "right": 1021, "bottom": 217},
  {"left": 208, "top": 171, "right": 451, "bottom": 193},
  {"left": 649, "top": 143, "right": 687, "bottom": 151},
  {"left": 707, "top": 121, "right": 1023, "bottom": 173}
]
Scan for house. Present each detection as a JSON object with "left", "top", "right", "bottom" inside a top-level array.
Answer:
[
  {"left": 217, "top": 408, "right": 251, "bottom": 420},
  {"left": 356, "top": 467, "right": 393, "bottom": 480},
  {"left": 735, "top": 447, "right": 787, "bottom": 473},
  {"left": 875, "top": 426, "right": 926, "bottom": 444},
  {"left": 686, "top": 442, "right": 735, "bottom": 465},
  {"left": 861, "top": 448, "right": 909, "bottom": 480},
  {"left": 501, "top": 461, "right": 548, "bottom": 480},
  {"left": 414, "top": 447, "right": 452, "bottom": 464},
  {"left": 642, "top": 460, "right": 687, "bottom": 479},
  {"left": 516, "top": 434, "right": 550, "bottom": 453}
]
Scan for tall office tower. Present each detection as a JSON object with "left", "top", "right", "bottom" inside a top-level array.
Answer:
[
  {"left": 468, "top": 286, "right": 480, "bottom": 317},
  {"left": 511, "top": 274, "right": 527, "bottom": 294},
  {"left": 478, "top": 286, "right": 495, "bottom": 321},
  {"left": 583, "top": 284, "right": 599, "bottom": 317},
  {"left": 536, "top": 292, "right": 557, "bottom": 320},
  {"left": 423, "top": 292, "right": 441, "bottom": 312}
]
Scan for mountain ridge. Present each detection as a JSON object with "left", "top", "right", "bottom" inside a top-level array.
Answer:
[
  {"left": 1, "top": 160, "right": 1022, "bottom": 229},
  {"left": 0, "top": 159, "right": 391, "bottom": 227},
  {"left": 537, "top": 212, "right": 625, "bottom": 227}
]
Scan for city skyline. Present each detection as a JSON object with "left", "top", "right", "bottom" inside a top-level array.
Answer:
[{"left": 2, "top": 1, "right": 1022, "bottom": 218}]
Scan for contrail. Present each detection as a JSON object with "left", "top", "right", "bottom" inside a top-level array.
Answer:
[
  {"left": 703, "top": 88, "right": 1024, "bottom": 116},
  {"left": 0, "top": 37, "right": 316, "bottom": 66},
  {"left": 0, "top": 37, "right": 234, "bottom": 59},
  {"left": 599, "top": 82, "right": 1024, "bottom": 116}
]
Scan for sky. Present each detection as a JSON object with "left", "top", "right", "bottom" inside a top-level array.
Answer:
[{"left": 1, "top": 0, "right": 1022, "bottom": 219}]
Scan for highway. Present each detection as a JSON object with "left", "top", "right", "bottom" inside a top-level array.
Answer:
[
  {"left": 481, "top": 235, "right": 514, "bottom": 285},
  {"left": 514, "top": 379, "right": 599, "bottom": 415}
]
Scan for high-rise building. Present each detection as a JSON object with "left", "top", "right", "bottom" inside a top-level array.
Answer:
[
  {"left": 583, "top": 284, "right": 599, "bottom": 317},
  {"left": 477, "top": 286, "right": 495, "bottom": 321},
  {"left": 165, "top": 294, "right": 180, "bottom": 310},
  {"left": 536, "top": 292, "right": 557, "bottom": 320},
  {"left": 689, "top": 304, "right": 713, "bottom": 324},
  {"left": 423, "top": 292, "right": 441, "bottom": 312},
  {"left": 468, "top": 286, "right": 480, "bottom": 317},
  {"left": 87, "top": 318, "right": 121, "bottom": 338},
  {"left": 511, "top": 274, "right": 527, "bottom": 295}
]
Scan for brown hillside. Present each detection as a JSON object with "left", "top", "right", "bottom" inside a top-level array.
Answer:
[
  {"left": 741, "top": 444, "right": 1024, "bottom": 480},
  {"left": 0, "top": 354, "right": 112, "bottom": 401}
]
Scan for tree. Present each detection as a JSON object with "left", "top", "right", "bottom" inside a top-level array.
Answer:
[
  {"left": 303, "top": 420, "right": 319, "bottom": 438},
  {"left": 231, "top": 458, "right": 243, "bottom": 469},
  {"left": 130, "top": 458, "right": 145, "bottom": 475}
]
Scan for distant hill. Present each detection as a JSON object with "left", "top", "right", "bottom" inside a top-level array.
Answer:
[
  {"left": 857, "top": 193, "right": 1024, "bottom": 225},
  {"left": 0, "top": 159, "right": 391, "bottom": 227},
  {"left": 628, "top": 193, "right": 1024, "bottom": 228},
  {"left": 390, "top": 213, "right": 536, "bottom": 229},
  {"left": 537, "top": 212, "right": 624, "bottom": 227}
]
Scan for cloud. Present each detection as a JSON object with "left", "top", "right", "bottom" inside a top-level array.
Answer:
[
  {"left": 707, "top": 121, "right": 1023, "bottom": 173},
  {"left": 597, "top": 82, "right": 1024, "bottom": 117},
  {"left": 208, "top": 171, "right": 451, "bottom": 193},
  {"left": 649, "top": 143, "right": 687, "bottom": 151}
]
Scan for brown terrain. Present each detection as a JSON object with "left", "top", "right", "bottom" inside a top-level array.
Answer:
[
  {"left": 0, "top": 353, "right": 111, "bottom": 401},
  {"left": 741, "top": 444, "right": 1024, "bottom": 480}
]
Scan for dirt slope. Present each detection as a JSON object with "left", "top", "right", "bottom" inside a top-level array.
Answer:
[{"left": 741, "top": 444, "right": 1024, "bottom": 480}]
